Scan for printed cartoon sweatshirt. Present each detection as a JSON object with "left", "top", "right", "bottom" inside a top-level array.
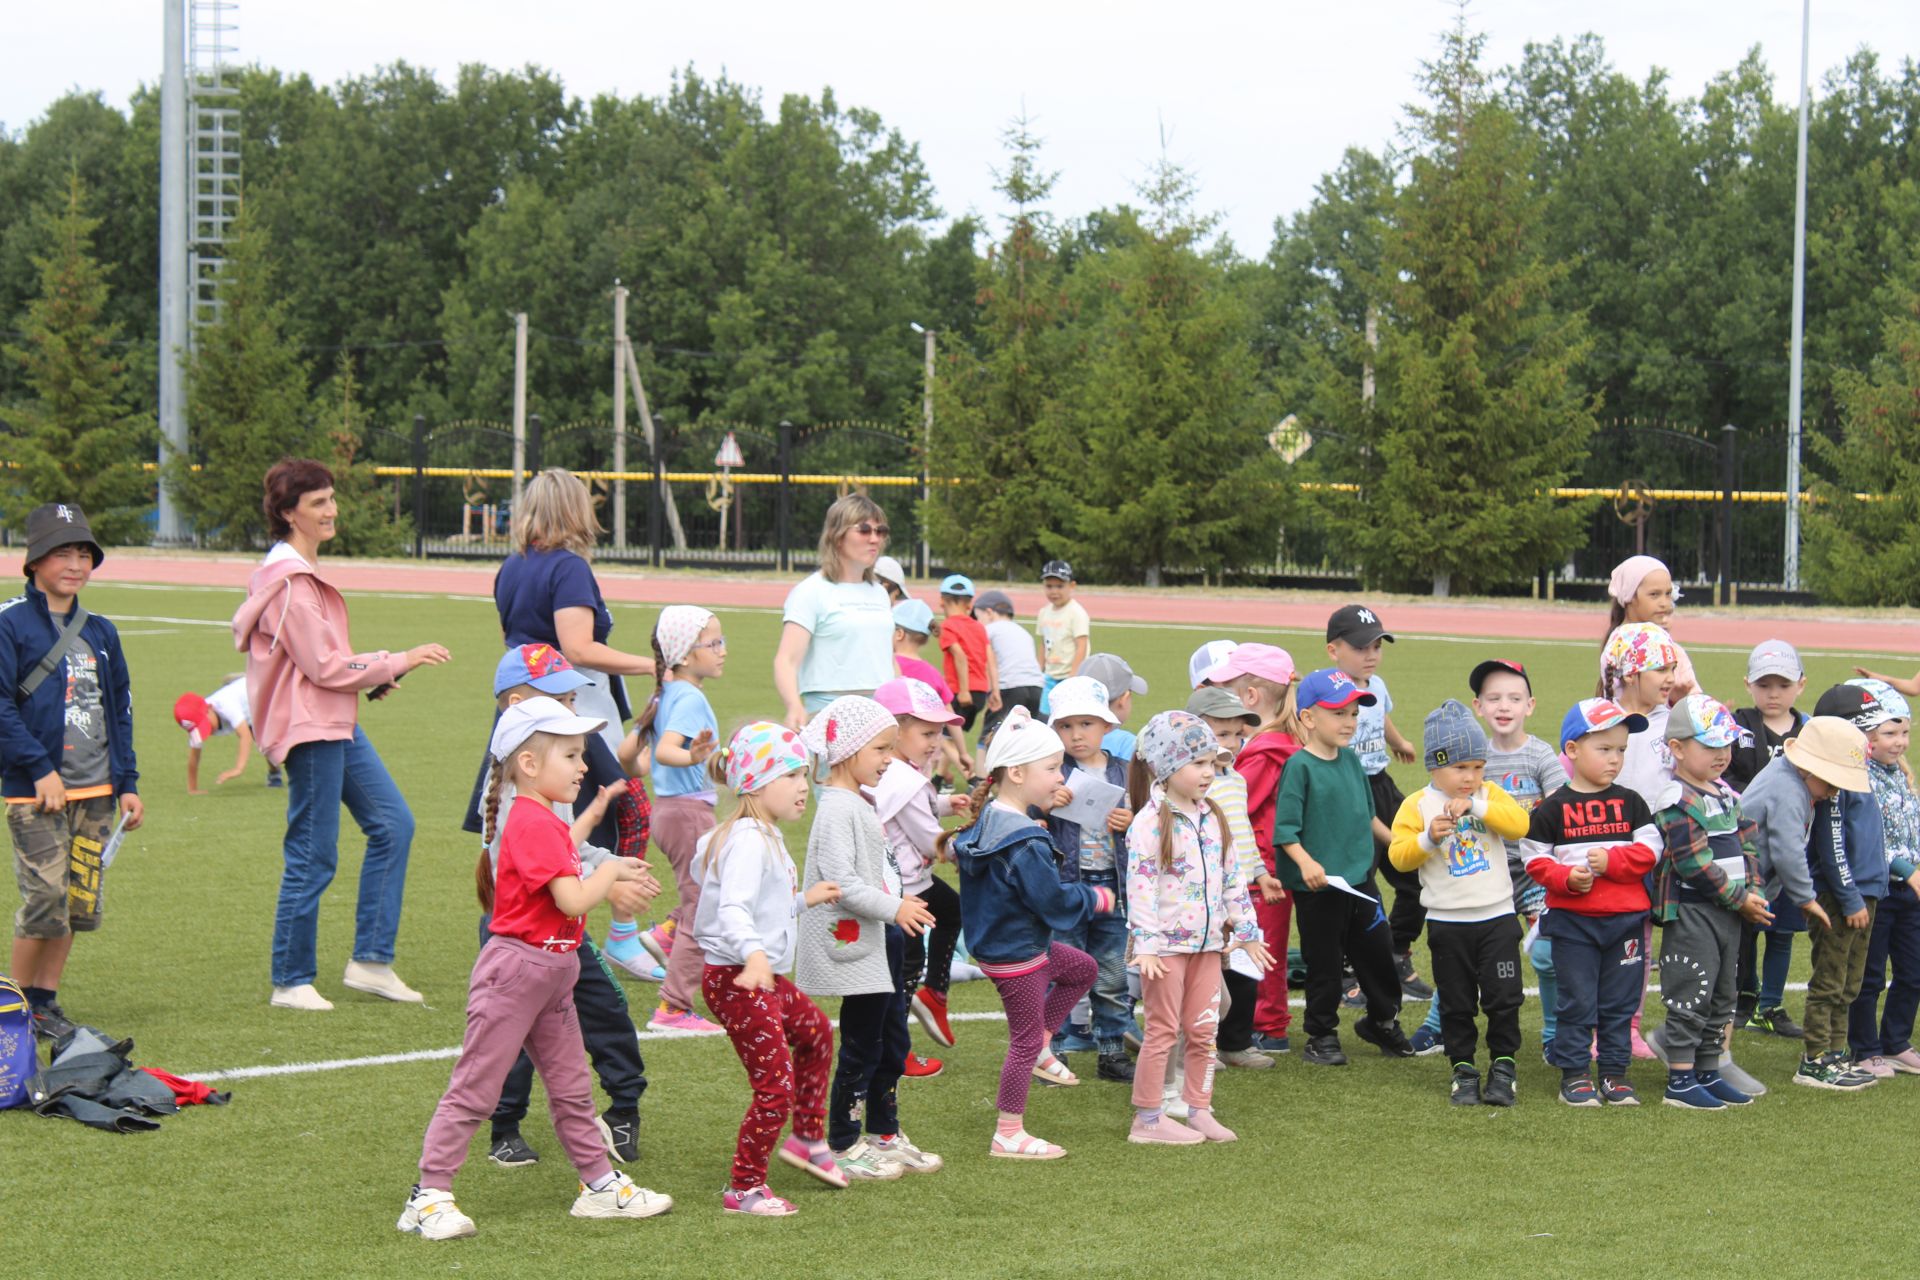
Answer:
[
  {"left": 1125, "top": 791, "right": 1259, "bottom": 957},
  {"left": 1387, "top": 783, "right": 1530, "bottom": 922}
]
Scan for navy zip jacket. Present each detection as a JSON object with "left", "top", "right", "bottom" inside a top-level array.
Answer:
[
  {"left": 1807, "top": 786, "right": 1887, "bottom": 916},
  {"left": 953, "top": 802, "right": 1108, "bottom": 966},
  {"left": 1044, "top": 752, "right": 1130, "bottom": 902},
  {"left": 0, "top": 583, "right": 138, "bottom": 800}
]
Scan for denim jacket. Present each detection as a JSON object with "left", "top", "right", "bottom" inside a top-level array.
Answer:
[{"left": 1044, "top": 752, "right": 1130, "bottom": 904}]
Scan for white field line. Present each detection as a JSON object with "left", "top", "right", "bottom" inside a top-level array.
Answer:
[{"left": 184, "top": 982, "right": 1814, "bottom": 1084}]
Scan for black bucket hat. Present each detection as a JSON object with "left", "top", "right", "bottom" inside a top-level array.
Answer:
[{"left": 23, "top": 502, "right": 105, "bottom": 573}]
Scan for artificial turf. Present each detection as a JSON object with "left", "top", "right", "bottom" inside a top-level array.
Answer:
[{"left": 2, "top": 578, "right": 1909, "bottom": 1278}]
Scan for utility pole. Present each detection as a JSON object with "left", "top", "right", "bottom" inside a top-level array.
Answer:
[
  {"left": 1784, "top": 0, "right": 1812, "bottom": 591},
  {"left": 624, "top": 341, "right": 687, "bottom": 550},
  {"left": 913, "top": 323, "right": 935, "bottom": 576},
  {"left": 511, "top": 311, "right": 528, "bottom": 506},
  {"left": 157, "top": 0, "right": 189, "bottom": 543},
  {"left": 612, "top": 283, "right": 628, "bottom": 549}
]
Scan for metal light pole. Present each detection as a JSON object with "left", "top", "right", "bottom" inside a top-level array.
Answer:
[
  {"left": 911, "top": 322, "right": 934, "bottom": 577},
  {"left": 156, "top": 0, "right": 189, "bottom": 543},
  {"left": 1784, "top": 0, "right": 1812, "bottom": 590}
]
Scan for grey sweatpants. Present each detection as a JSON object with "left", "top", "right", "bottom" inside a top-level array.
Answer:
[{"left": 1658, "top": 902, "right": 1742, "bottom": 1070}]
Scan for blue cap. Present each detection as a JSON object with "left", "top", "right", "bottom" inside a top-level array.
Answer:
[
  {"left": 1558, "top": 698, "right": 1648, "bottom": 749},
  {"left": 1296, "top": 667, "right": 1377, "bottom": 711},
  {"left": 892, "top": 598, "right": 935, "bottom": 635},
  {"left": 494, "top": 643, "right": 594, "bottom": 697},
  {"left": 939, "top": 574, "right": 976, "bottom": 597}
]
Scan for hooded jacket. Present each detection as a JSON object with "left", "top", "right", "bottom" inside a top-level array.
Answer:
[
  {"left": 0, "top": 582, "right": 137, "bottom": 801},
  {"left": 1234, "top": 729, "right": 1300, "bottom": 872},
  {"left": 230, "top": 545, "right": 404, "bottom": 766},
  {"left": 953, "top": 800, "right": 1110, "bottom": 966}
]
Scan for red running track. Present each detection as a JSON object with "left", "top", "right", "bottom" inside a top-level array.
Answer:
[{"left": 38, "top": 553, "right": 1920, "bottom": 655}]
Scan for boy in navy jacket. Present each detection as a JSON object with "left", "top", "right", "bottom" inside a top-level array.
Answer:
[{"left": 0, "top": 503, "right": 142, "bottom": 1042}]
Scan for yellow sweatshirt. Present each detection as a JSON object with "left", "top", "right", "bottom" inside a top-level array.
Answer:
[{"left": 1387, "top": 782, "right": 1530, "bottom": 923}]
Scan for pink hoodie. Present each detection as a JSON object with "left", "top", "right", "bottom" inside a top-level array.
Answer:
[{"left": 230, "top": 547, "right": 405, "bottom": 765}]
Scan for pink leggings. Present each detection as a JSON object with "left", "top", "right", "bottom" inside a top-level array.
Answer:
[
  {"left": 1133, "top": 953, "right": 1222, "bottom": 1110},
  {"left": 985, "top": 943, "right": 1096, "bottom": 1114}
]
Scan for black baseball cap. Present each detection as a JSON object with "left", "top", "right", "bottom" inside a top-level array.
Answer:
[
  {"left": 1813, "top": 682, "right": 1887, "bottom": 730},
  {"left": 1326, "top": 603, "right": 1393, "bottom": 647},
  {"left": 1469, "top": 659, "right": 1531, "bottom": 695},
  {"left": 1041, "top": 559, "right": 1074, "bottom": 583},
  {"left": 23, "top": 502, "right": 104, "bottom": 573}
]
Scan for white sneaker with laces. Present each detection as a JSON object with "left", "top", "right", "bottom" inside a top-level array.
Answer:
[
  {"left": 269, "top": 984, "right": 333, "bottom": 1012},
  {"left": 343, "top": 961, "right": 424, "bottom": 1003},
  {"left": 397, "top": 1188, "right": 475, "bottom": 1240},
  {"left": 570, "top": 1172, "right": 673, "bottom": 1219},
  {"left": 870, "top": 1131, "right": 944, "bottom": 1174}
]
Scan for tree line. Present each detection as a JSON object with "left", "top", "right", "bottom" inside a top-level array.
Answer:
[{"left": 2, "top": 26, "right": 1917, "bottom": 596}]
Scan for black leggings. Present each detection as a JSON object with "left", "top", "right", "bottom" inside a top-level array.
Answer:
[
  {"left": 978, "top": 686, "right": 1043, "bottom": 750},
  {"left": 902, "top": 876, "right": 962, "bottom": 998}
]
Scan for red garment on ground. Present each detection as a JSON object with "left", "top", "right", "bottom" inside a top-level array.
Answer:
[{"left": 137, "top": 1067, "right": 230, "bottom": 1106}]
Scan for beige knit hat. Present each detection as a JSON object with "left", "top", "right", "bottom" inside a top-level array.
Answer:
[{"left": 1782, "top": 716, "right": 1872, "bottom": 793}]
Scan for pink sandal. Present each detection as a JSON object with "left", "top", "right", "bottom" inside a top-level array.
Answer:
[
  {"left": 776, "top": 1135, "right": 849, "bottom": 1188},
  {"left": 990, "top": 1129, "right": 1067, "bottom": 1160}
]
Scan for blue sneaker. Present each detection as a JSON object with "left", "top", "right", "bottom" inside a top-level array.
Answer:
[
  {"left": 1409, "top": 1025, "right": 1445, "bottom": 1057},
  {"left": 1694, "top": 1069, "right": 1753, "bottom": 1106},
  {"left": 602, "top": 936, "right": 667, "bottom": 982},
  {"left": 1052, "top": 1029, "right": 1098, "bottom": 1055},
  {"left": 1250, "top": 1033, "right": 1290, "bottom": 1054},
  {"left": 267, "top": 769, "right": 285, "bottom": 789},
  {"left": 1662, "top": 1071, "right": 1727, "bottom": 1111}
]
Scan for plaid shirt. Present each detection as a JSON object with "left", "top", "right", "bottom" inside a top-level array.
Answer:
[{"left": 1651, "top": 777, "right": 1758, "bottom": 924}]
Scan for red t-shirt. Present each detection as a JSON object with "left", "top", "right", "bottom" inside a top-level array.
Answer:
[
  {"left": 894, "top": 654, "right": 954, "bottom": 704},
  {"left": 939, "top": 615, "right": 990, "bottom": 700},
  {"left": 492, "top": 796, "right": 585, "bottom": 952}
]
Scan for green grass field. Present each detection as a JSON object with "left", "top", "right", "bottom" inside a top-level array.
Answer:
[{"left": 4, "top": 579, "right": 1911, "bottom": 1278}]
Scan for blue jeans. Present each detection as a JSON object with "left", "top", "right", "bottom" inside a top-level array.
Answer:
[
  {"left": 1849, "top": 888, "right": 1920, "bottom": 1058},
  {"left": 1053, "top": 871, "right": 1131, "bottom": 1051},
  {"left": 272, "top": 726, "right": 414, "bottom": 987},
  {"left": 1531, "top": 932, "right": 1558, "bottom": 1043}
]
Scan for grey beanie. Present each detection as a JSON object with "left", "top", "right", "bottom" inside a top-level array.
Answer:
[{"left": 1423, "top": 699, "right": 1489, "bottom": 771}]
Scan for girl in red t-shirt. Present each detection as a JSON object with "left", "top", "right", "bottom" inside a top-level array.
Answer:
[{"left": 400, "top": 698, "right": 670, "bottom": 1241}]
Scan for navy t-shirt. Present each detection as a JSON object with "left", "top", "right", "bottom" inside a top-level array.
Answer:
[{"left": 495, "top": 548, "right": 612, "bottom": 648}]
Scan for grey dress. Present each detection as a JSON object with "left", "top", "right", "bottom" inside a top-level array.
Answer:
[{"left": 794, "top": 786, "right": 904, "bottom": 998}]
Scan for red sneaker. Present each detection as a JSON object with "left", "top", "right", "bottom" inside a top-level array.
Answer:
[
  {"left": 902, "top": 1052, "right": 945, "bottom": 1078},
  {"left": 910, "top": 988, "right": 955, "bottom": 1048}
]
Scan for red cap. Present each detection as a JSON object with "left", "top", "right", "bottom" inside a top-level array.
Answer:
[{"left": 174, "top": 692, "right": 213, "bottom": 746}]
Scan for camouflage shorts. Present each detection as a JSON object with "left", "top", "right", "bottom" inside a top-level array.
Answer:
[{"left": 9, "top": 794, "right": 116, "bottom": 939}]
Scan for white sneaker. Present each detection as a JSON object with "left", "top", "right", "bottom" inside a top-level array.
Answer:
[
  {"left": 1161, "top": 1092, "right": 1190, "bottom": 1121},
  {"left": 270, "top": 984, "right": 333, "bottom": 1012},
  {"left": 570, "top": 1172, "right": 673, "bottom": 1220},
  {"left": 870, "top": 1131, "right": 944, "bottom": 1174},
  {"left": 397, "top": 1187, "right": 475, "bottom": 1240},
  {"left": 343, "top": 961, "right": 424, "bottom": 1003}
]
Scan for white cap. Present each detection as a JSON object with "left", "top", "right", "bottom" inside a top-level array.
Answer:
[
  {"left": 1047, "top": 675, "right": 1121, "bottom": 726},
  {"left": 491, "top": 696, "right": 609, "bottom": 761},
  {"left": 1746, "top": 639, "right": 1804, "bottom": 684},
  {"left": 874, "top": 555, "right": 908, "bottom": 593},
  {"left": 1188, "top": 640, "right": 1238, "bottom": 689}
]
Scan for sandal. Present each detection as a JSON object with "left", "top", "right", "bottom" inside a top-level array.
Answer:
[
  {"left": 990, "top": 1129, "right": 1067, "bottom": 1160},
  {"left": 723, "top": 1185, "right": 800, "bottom": 1216},
  {"left": 776, "top": 1135, "right": 849, "bottom": 1188},
  {"left": 1031, "top": 1053, "right": 1079, "bottom": 1087}
]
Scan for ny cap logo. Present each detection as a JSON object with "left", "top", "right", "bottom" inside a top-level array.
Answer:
[{"left": 1356, "top": 608, "right": 1376, "bottom": 625}]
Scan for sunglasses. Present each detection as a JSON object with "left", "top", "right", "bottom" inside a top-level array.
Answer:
[{"left": 852, "top": 522, "right": 890, "bottom": 539}]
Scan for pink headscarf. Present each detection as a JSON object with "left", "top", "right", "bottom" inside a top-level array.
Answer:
[{"left": 1607, "top": 555, "right": 1669, "bottom": 607}]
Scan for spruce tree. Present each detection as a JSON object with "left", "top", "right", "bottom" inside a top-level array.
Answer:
[
  {"left": 314, "top": 353, "right": 411, "bottom": 558},
  {"left": 1308, "top": 19, "right": 1597, "bottom": 595},
  {"left": 1, "top": 174, "right": 155, "bottom": 543},
  {"left": 175, "top": 201, "right": 319, "bottom": 547}
]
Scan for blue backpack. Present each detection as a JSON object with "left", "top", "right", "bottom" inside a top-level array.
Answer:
[{"left": 0, "top": 976, "right": 35, "bottom": 1109}]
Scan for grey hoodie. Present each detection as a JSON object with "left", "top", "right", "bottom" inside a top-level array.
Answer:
[
  {"left": 1739, "top": 752, "right": 1817, "bottom": 907},
  {"left": 794, "top": 786, "right": 905, "bottom": 998}
]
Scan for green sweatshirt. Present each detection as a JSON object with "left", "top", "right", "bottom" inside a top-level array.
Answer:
[{"left": 1271, "top": 746, "right": 1374, "bottom": 891}]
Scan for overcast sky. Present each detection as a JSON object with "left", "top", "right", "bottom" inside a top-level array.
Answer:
[{"left": 6, "top": 2, "right": 1915, "bottom": 255}]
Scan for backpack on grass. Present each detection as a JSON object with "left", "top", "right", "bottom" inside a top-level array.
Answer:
[{"left": 0, "top": 976, "right": 35, "bottom": 1109}]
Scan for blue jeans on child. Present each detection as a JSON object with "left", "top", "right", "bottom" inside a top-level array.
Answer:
[
  {"left": 1848, "top": 888, "right": 1920, "bottom": 1058},
  {"left": 1052, "top": 871, "right": 1130, "bottom": 1052},
  {"left": 272, "top": 726, "right": 413, "bottom": 988}
]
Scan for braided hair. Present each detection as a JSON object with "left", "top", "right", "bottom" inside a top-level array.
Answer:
[
  {"left": 933, "top": 774, "right": 997, "bottom": 863},
  {"left": 473, "top": 755, "right": 510, "bottom": 909},
  {"left": 634, "top": 628, "right": 671, "bottom": 744}
]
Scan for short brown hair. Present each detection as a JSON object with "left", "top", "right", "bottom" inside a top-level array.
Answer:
[{"left": 263, "top": 458, "right": 335, "bottom": 541}]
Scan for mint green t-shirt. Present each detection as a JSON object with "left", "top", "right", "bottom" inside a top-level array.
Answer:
[{"left": 782, "top": 572, "right": 894, "bottom": 697}]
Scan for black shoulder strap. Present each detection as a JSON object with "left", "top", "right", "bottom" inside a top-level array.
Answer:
[{"left": 19, "top": 605, "right": 89, "bottom": 701}]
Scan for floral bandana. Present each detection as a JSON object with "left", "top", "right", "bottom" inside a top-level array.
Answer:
[
  {"left": 721, "top": 720, "right": 809, "bottom": 795},
  {"left": 1671, "top": 693, "right": 1750, "bottom": 749},
  {"left": 655, "top": 605, "right": 716, "bottom": 671},
  {"left": 1136, "top": 710, "right": 1222, "bottom": 784},
  {"left": 1603, "top": 622, "right": 1679, "bottom": 681},
  {"left": 801, "top": 695, "right": 895, "bottom": 767},
  {"left": 1847, "top": 677, "right": 1912, "bottom": 723}
]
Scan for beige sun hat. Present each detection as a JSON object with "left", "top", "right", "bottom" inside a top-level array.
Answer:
[{"left": 1782, "top": 716, "right": 1871, "bottom": 793}]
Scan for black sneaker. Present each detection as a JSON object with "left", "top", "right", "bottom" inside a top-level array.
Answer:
[
  {"left": 1303, "top": 1034, "right": 1348, "bottom": 1066},
  {"left": 1096, "top": 1051, "right": 1136, "bottom": 1084},
  {"left": 488, "top": 1132, "right": 539, "bottom": 1166},
  {"left": 1396, "top": 952, "right": 1435, "bottom": 1001},
  {"left": 1449, "top": 1064, "right": 1482, "bottom": 1106},
  {"left": 1753, "top": 1005, "right": 1805, "bottom": 1039},
  {"left": 1354, "top": 1017, "right": 1415, "bottom": 1058},
  {"left": 29, "top": 1001, "right": 75, "bottom": 1044},
  {"left": 1558, "top": 1073, "right": 1601, "bottom": 1107},
  {"left": 1482, "top": 1058, "right": 1517, "bottom": 1107},
  {"left": 1599, "top": 1075, "right": 1639, "bottom": 1106},
  {"left": 597, "top": 1108, "right": 640, "bottom": 1163},
  {"left": 1250, "top": 1032, "right": 1290, "bottom": 1054},
  {"left": 1340, "top": 981, "right": 1366, "bottom": 1009}
]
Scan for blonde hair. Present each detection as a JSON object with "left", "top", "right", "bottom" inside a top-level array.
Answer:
[
  {"left": 816, "top": 492, "right": 886, "bottom": 584},
  {"left": 1230, "top": 673, "right": 1300, "bottom": 740},
  {"left": 1126, "top": 755, "right": 1234, "bottom": 872},
  {"left": 702, "top": 746, "right": 792, "bottom": 876},
  {"left": 935, "top": 773, "right": 999, "bottom": 862},
  {"left": 513, "top": 468, "right": 601, "bottom": 557}
]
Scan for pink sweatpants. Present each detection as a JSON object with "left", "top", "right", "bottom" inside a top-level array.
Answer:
[
  {"left": 417, "top": 937, "right": 613, "bottom": 1190},
  {"left": 654, "top": 795, "right": 717, "bottom": 1013},
  {"left": 1133, "top": 953, "right": 1222, "bottom": 1111}
]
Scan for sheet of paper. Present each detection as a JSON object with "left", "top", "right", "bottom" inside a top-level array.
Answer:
[
  {"left": 1227, "top": 945, "right": 1263, "bottom": 980},
  {"left": 1322, "top": 874, "right": 1388, "bottom": 931},
  {"left": 1053, "top": 775, "right": 1125, "bottom": 830}
]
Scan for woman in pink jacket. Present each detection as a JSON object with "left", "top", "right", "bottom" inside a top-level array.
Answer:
[{"left": 232, "top": 459, "right": 450, "bottom": 1012}]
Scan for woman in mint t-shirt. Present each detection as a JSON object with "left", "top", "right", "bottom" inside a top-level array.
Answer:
[{"left": 773, "top": 495, "right": 895, "bottom": 730}]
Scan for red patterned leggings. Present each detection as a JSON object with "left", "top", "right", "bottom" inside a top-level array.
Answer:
[{"left": 703, "top": 965, "right": 834, "bottom": 1190}]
